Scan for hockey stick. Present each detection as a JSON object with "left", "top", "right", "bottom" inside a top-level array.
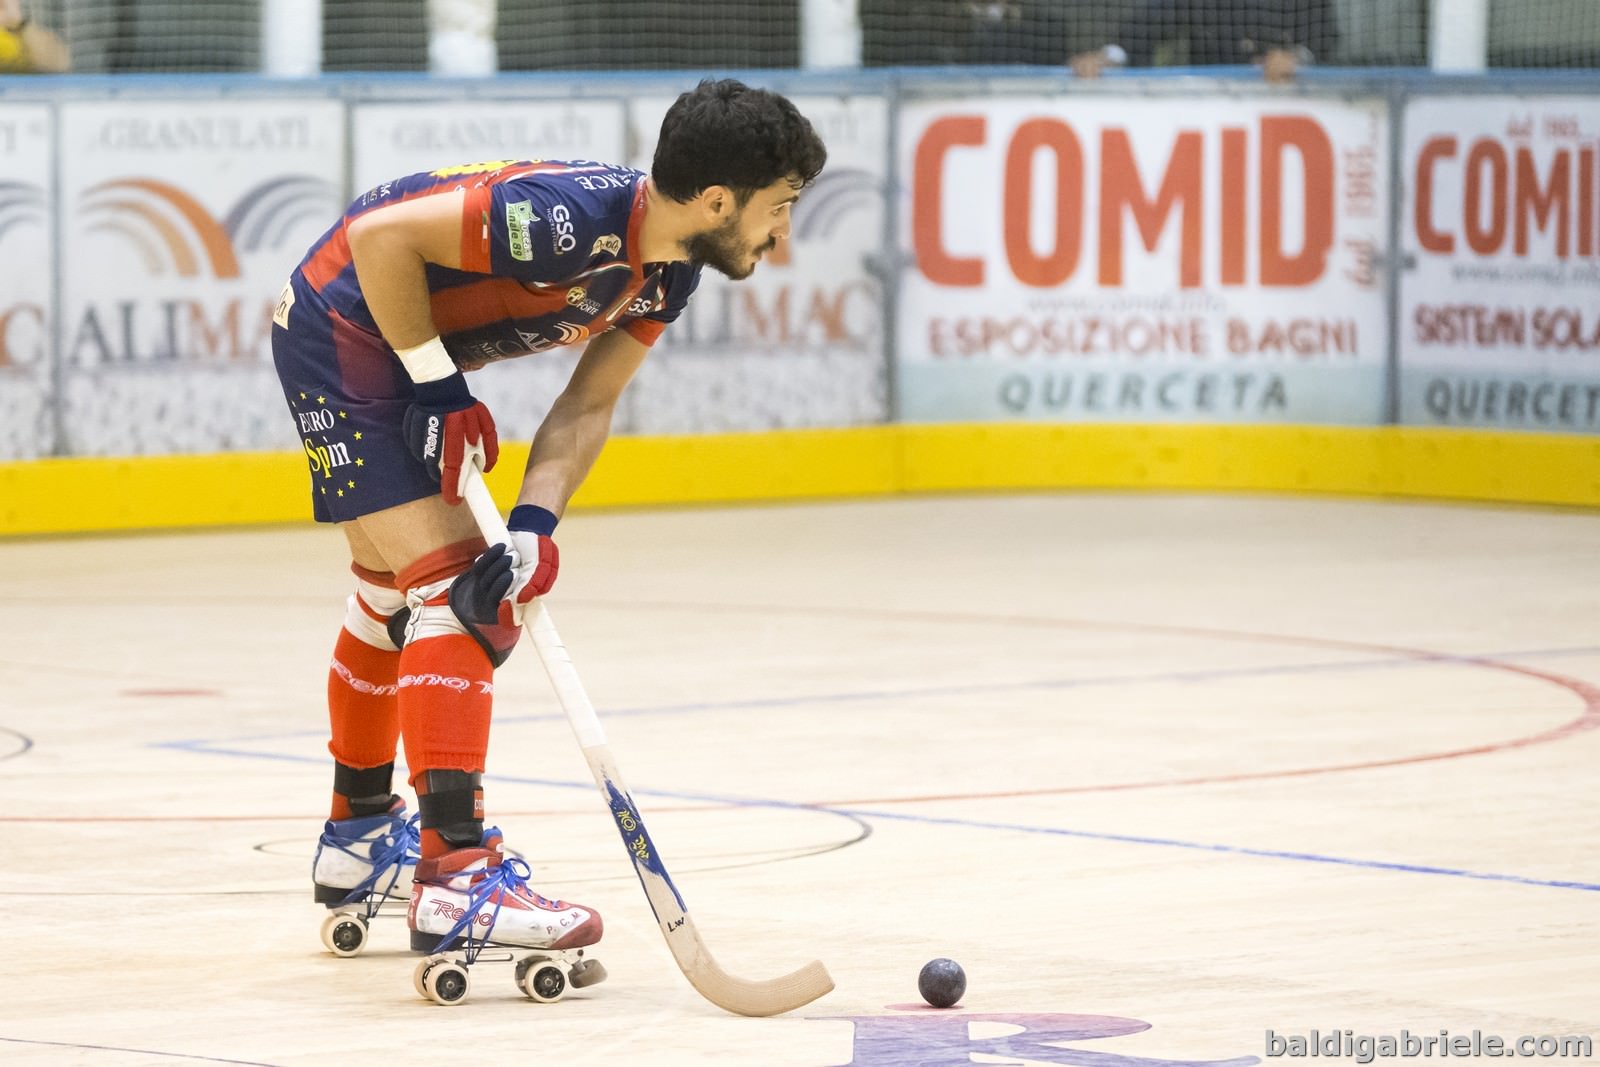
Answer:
[{"left": 461, "top": 467, "right": 834, "bottom": 1017}]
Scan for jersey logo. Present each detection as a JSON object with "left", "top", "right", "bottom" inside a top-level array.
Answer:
[
  {"left": 273, "top": 281, "right": 296, "bottom": 328},
  {"left": 566, "top": 286, "right": 601, "bottom": 314},
  {"left": 506, "top": 201, "right": 538, "bottom": 262},
  {"left": 431, "top": 160, "right": 520, "bottom": 179},
  {"left": 550, "top": 204, "right": 576, "bottom": 254},
  {"left": 591, "top": 234, "right": 621, "bottom": 257}
]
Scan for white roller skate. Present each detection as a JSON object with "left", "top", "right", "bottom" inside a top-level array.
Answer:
[
  {"left": 313, "top": 799, "right": 420, "bottom": 957},
  {"left": 407, "top": 828, "right": 606, "bottom": 1006}
]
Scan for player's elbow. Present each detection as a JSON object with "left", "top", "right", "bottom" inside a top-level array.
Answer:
[{"left": 346, "top": 209, "right": 417, "bottom": 272}]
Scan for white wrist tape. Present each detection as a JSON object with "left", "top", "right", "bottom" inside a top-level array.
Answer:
[{"left": 394, "top": 336, "right": 457, "bottom": 384}]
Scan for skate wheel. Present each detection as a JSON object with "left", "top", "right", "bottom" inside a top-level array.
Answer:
[
  {"left": 568, "top": 958, "right": 608, "bottom": 989},
  {"left": 422, "top": 960, "right": 471, "bottom": 1006},
  {"left": 412, "top": 957, "right": 433, "bottom": 999},
  {"left": 520, "top": 962, "right": 566, "bottom": 1003},
  {"left": 320, "top": 912, "right": 368, "bottom": 957}
]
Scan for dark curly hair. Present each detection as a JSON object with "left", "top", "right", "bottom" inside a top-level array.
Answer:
[{"left": 652, "top": 79, "right": 828, "bottom": 206}]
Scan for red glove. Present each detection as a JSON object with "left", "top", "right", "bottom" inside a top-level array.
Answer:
[
  {"left": 454, "top": 505, "right": 559, "bottom": 631},
  {"left": 500, "top": 505, "right": 560, "bottom": 624},
  {"left": 401, "top": 370, "right": 499, "bottom": 506}
]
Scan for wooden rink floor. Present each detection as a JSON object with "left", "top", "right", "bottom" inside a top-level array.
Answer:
[{"left": 1, "top": 492, "right": 1597, "bottom": 1066}]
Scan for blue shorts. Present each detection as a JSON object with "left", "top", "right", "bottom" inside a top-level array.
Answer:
[{"left": 270, "top": 274, "right": 440, "bottom": 524}]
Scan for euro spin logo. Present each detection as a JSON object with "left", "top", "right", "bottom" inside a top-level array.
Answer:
[{"left": 302, "top": 438, "right": 351, "bottom": 478}]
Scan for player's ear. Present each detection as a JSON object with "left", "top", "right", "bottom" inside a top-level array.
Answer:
[{"left": 696, "top": 185, "right": 734, "bottom": 221}]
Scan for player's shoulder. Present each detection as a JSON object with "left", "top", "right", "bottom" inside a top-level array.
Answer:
[{"left": 497, "top": 160, "right": 643, "bottom": 202}]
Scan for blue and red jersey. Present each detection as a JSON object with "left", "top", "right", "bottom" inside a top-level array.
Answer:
[{"left": 293, "top": 159, "right": 701, "bottom": 369}]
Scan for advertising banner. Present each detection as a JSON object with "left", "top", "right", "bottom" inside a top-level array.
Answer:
[
  {"left": 1402, "top": 95, "right": 1600, "bottom": 432},
  {"left": 351, "top": 99, "right": 625, "bottom": 191},
  {"left": 897, "top": 96, "right": 1390, "bottom": 424},
  {"left": 0, "top": 105, "right": 53, "bottom": 460},
  {"left": 351, "top": 98, "right": 627, "bottom": 440},
  {"left": 624, "top": 94, "right": 889, "bottom": 433},
  {"left": 57, "top": 99, "right": 345, "bottom": 455}
]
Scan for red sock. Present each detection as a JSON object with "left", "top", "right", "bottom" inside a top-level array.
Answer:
[
  {"left": 327, "top": 627, "right": 401, "bottom": 819},
  {"left": 399, "top": 633, "right": 494, "bottom": 858}
]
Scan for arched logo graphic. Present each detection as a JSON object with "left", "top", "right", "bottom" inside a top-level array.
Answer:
[
  {"left": 793, "top": 167, "right": 882, "bottom": 241},
  {"left": 79, "top": 175, "right": 340, "bottom": 278},
  {"left": 756, "top": 167, "right": 881, "bottom": 269},
  {"left": 0, "top": 180, "right": 47, "bottom": 246},
  {"left": 222, "top": 176, "right": 342, "bottom": 256}
]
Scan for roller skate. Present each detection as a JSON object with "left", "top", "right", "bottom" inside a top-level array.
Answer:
[
  {"left": 313, "top": 798, "right": 420, "bottom": 957},
  {"left": 407, "top": 828, "right": 606, "bottom": 1006}
]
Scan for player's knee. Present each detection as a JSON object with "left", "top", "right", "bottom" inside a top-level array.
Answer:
[
  {"left": 402, "top": 587, "right": 522, "bottom": 668},
  {"left": 393, "top": 540, "right": 522, "bottom": 668},
  {"left": 345, "top": 564, "right": 406, "bottom": 651}
]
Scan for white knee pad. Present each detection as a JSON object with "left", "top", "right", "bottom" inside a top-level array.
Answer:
[
  {"left": 398, "top": 574, "right": 472, "bottom": 645},
  {"left": 396, "top": 570, "right": 521, "bottom": 667},
  {"left": 345, "top": 575, "right": 408, "bottom": 652}
]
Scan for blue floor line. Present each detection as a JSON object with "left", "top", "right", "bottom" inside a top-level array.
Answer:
[
  {"left": 143, "top": 642, "right": 1600, "bottom": 894},
  {"left": 149, "top": 642, "right": 1600, "bottom": 753},
  {"left": 143, "top": 743, "right": 1600, "bottom": 894},
  {"left": 817, "top": 807, "right": 1600, "bottom": 893}
]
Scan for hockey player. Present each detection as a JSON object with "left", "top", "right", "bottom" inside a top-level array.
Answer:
[{"left": 275, "top": 78, "right": 826, "bottom": 969}]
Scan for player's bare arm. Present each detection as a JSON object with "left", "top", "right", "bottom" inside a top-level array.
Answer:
[
  {"left": 345, "top": 189, "right": 467, "bottom": 349},
  {"left": 346, "top": 188, "right": 497, "bottom": 506},
  {"left": 519, "top": 328, "right": 651, "bottom": 519}
]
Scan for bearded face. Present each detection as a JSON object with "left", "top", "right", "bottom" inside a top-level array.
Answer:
[{"left": 684, "top": 211, "right": 778, "bottom": 281}]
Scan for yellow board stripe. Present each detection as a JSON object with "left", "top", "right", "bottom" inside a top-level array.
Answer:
[{"left": 2, "top": 424, "right": 1598, "bottom": 537}]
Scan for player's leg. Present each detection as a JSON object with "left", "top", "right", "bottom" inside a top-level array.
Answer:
[
  {"left": 310, "top": 520, "right": 418, "bottom": 912},
  {"left": 271, "top": 277, "right": 434, "bottom": 917},
  {"left": 355, "top": 496, "right": 602, "bottom": 954}
]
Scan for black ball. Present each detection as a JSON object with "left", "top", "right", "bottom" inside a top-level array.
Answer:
[{"left": 918, "top": 957, "right": 966, "bottom": 1008}]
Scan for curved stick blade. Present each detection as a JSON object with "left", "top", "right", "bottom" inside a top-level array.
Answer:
[
  {"left": 677, "top": 950, "right": 835, "bottom": 1018},
  {"left": 460, "top": 469, "right": 834, "bottom": 1017}
]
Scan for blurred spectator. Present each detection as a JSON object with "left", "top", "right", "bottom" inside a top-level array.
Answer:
[
  {"left": 0, "top": 0, "right": 69, "bottom": 72},
  {"left": 862, "top": 0, "right": 1075, "bottom": 66},
  {"left": 1072, "top": 0, "right": 1338, "bottom": 83}
]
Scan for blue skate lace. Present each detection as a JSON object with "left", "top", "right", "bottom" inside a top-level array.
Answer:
[
  {"left": 430, "top": 856, "right": 550, "bottom": 965},
  {"left": 332, "top": 813, "right": 421, "bottom": 917}
]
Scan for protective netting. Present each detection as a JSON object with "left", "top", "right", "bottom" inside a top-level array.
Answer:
[
  {"left": 21, "top": 1, "right": 1600, "bottom": 73},
  {"left": 1488, "top": 0, "right": 1600, "bottom": 68},
  {"left": 858, "top": 1, "right": 1419, "bottom": 69}
]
